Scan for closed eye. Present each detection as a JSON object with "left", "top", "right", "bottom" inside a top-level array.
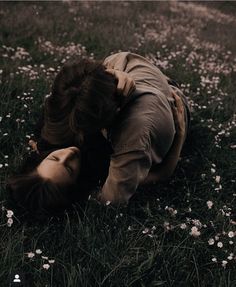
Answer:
[{"left": 47, "top": 156, "right": 73, "bottom": 176}]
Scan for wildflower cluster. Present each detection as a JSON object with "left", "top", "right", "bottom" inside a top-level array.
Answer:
[
  {"left": 26, "top": 249, "right": 55, "bottom": 270},
  {"left": 0, "top": 1, "right": 235, "bottom": 284},
  {"left": 1, "top": 45, "right": 32, "bottom": 62},
  {"left": 37, "top": 37, "right": 88, "bottom": 63},
  {"left": 1, "top": 206, "right": 14, "bottom": 227}
]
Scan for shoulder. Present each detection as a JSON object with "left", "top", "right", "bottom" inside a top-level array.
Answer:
[
  {"left": 103, "top": 52, "right": 130, "bottom": 68},
  {"left": 103, "top": 52, "right": 154, "bottom": 71}
]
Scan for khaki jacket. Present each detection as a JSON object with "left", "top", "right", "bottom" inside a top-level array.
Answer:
[{"left": 100, "top": 52, "right": 190, "bottom": 204}]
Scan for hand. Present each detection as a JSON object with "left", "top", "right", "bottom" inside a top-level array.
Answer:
[
  {"left": 106, "top": 68, "right": 135, "bottom": 97},
  {"left": 171, "top": 91, "right": 185, "bottom": 137},
  {"left": 28, "top": 140, "right": 39, "bottom": 154}
]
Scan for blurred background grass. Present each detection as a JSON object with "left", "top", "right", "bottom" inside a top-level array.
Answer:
[{"left": 0, "top": 1, "right": 236, "bottom": 286}]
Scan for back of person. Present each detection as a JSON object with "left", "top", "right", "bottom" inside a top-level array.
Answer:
[
  {"left": 100, "top": 52, "right": 190, "bottom": 203},
  {"left": 40, "top": 51, "right": 189, "bottom": 205}
]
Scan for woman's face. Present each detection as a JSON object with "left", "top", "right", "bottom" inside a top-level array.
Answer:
[{"left": 37, "top": 147, "right": 81, "bottom": 185}]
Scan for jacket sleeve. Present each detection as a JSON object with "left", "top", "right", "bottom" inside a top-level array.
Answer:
[
  {"left": 103, "top": 52, "right": 129, "bottom": 71},
  {"left": 98, "top": 149, "right": 152, "bottom": 205}
]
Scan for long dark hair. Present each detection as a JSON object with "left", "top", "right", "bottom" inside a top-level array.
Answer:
[
  {"left": 6, "top": 131, "right": 112, "bottom": 222},
  {"left": 41, "top": 59, "right": 120, "bottom": 145},
  {"left": 6, "top": 58, "right": 116, "bottom": 221},
  {"left": 6, "top": 149, "right": 89, "bottom": 222}
]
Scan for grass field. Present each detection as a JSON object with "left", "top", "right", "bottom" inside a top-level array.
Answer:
[{"left": 0, "top": 1, "right": 236, "bottom": 286}]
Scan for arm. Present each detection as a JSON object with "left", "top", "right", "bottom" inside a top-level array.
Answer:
[
  {"left": 142, "top": 91, "right": 186, "bottom": 184},
  {"left": 98, "top": 150, "right": 152, "bottom": 205}
]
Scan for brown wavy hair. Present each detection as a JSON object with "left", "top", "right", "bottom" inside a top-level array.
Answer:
[
  {"left": 6, "top": 131, "right": 112, "bottom": 222},
  {"left": 6, "top": 150, "right": 88, "bottom": 221},
  {"left": 42, "top": 58, "right": 119, "bottom": 146}
]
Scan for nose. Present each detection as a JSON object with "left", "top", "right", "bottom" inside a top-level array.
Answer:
[
  {"left": 68, "top": 147, "right": 80, "bottom": 154},
  {"left": 59, "top": 147, "right": 80, "bottom": 163}
]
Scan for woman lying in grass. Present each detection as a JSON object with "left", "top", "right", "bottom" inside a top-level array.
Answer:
[
  {"left": 7, "top": 52, "right": 190, "bottom": 219},
  {"left": 7, "top": 132, "right": 112, "bottom": 220}
]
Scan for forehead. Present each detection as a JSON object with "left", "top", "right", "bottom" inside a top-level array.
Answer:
[{"left": 37, "top": 159, "right": 71, "bottom": 184}]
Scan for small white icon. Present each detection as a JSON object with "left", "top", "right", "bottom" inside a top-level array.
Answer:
[{"left": 13, "top": 274, "right": 21, "bottom": 283}]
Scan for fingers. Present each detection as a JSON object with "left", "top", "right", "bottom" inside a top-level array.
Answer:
[
  {"left": 172, "top": 90, "right": 181, "bottom": 103},
  {"left": 106, "top": 68, "right": 115, "bottom": 76},
  {"left": 172, "top": 91, "right": 184, "bottom": 113},
  {"left": 116, "top": 73, "right": 126, "bottom": 92},
  {"left": 28, "top": 140, "right": 39, "bottom": 154},
  {"left": 28, "top": 140, "right": 37, "bottom": 147},
  {"left": 121, "top": 78, "right": 135, "bottom": 96},
  {"left": 106, "top": 68, "right": 135, "bottom": 96},
  {"left": 171, "top": 91, "right": 186, "bottom": 136},
  {"left": 171, "top": 105, "right": 178, "bottom": 120},
  {"left": 104, "top": 62, "right": 114, "bottom": 69}
]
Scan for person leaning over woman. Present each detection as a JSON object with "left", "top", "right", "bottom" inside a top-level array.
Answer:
[
  {"left": 7, "top": 52, "right": 189, "bottom": 219},
  {"left": 41, "top": 52, "right": 190, "bottom": 205},
  {"left": 7, "top": 68, "right": 134, "bottom": 219},
  {"left": 7, "top": 133, "right": 112, "bottom": 219}
]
